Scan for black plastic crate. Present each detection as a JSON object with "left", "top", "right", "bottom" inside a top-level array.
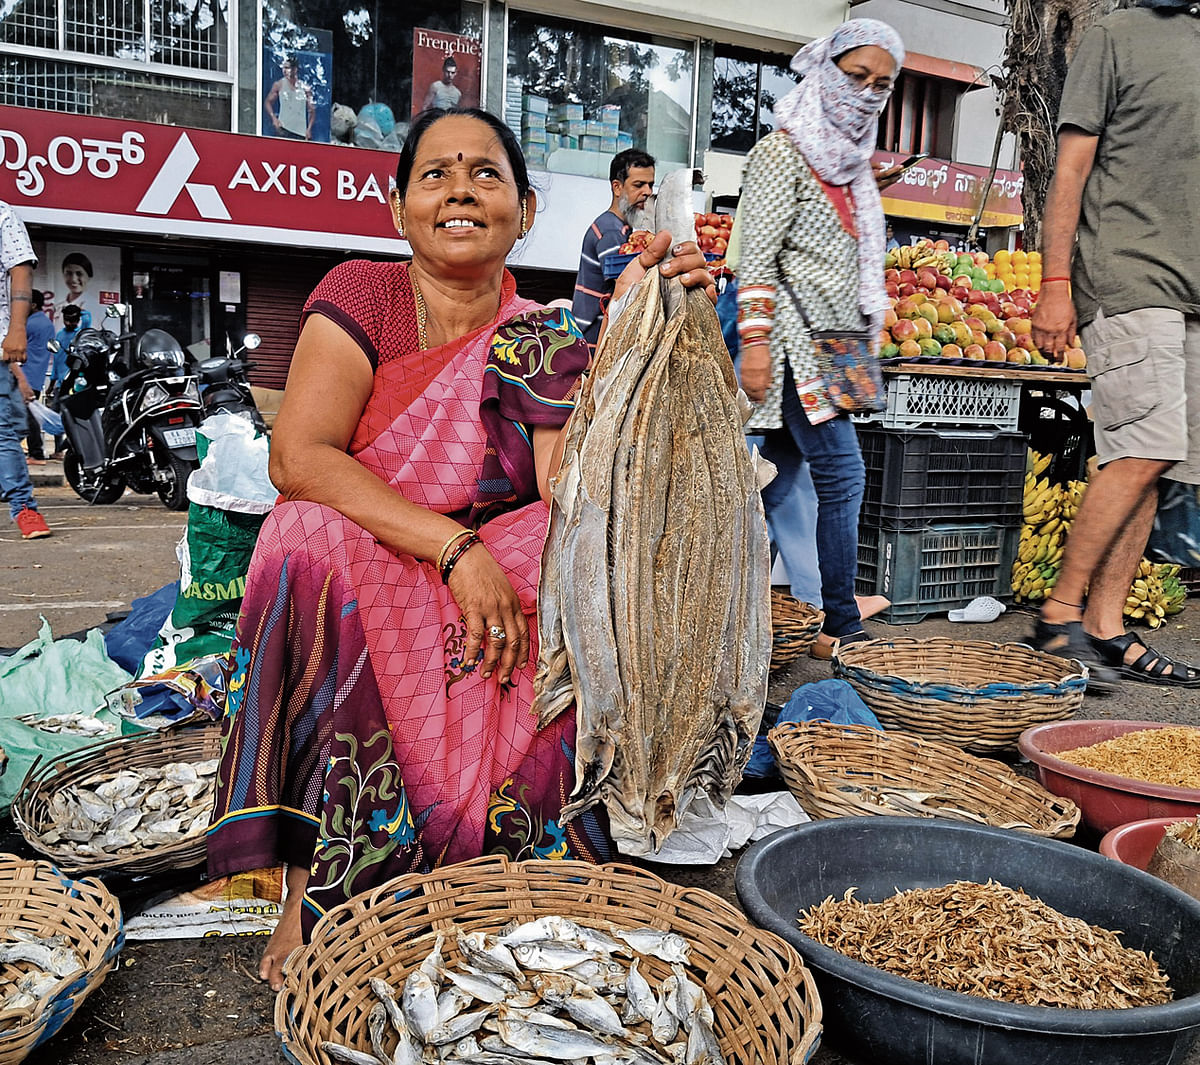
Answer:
[
  {"left": 857, "top": 426, "right": 1027, "bottom": 530},
  {"left": 856, "top": 521, "right": 1021, "bottom": 625}
]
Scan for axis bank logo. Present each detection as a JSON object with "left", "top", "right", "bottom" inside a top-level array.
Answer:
[
  {"left": 135, "top": 132, "right": 388, "bottom": 218},
  {"left": 136, "top": 133, "right": 230, "bottom": 220}
]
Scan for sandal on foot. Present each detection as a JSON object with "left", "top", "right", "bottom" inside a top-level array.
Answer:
[
  {"left": 1030, "top": 618, "right": 1119, "bottom": 694},
  {"left": 811, "top": 629, "right": 870, "bottom": 662},
  {"left": 1088, "top": 631, "right": 1200, "bottom": 688}
]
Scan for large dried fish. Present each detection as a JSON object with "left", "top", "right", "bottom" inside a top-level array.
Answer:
[{"left": 534, "top": 168, "right": 771, "bottom": 854}]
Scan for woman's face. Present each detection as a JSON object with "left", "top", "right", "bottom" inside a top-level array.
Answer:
[
  {"left": 395, "top": 115, "right": 534, "bottom": 280},
  {"left": 63, "top": 263, "right": 89, "bottom": 298},
  {"left": 834, "top": 45, "right": 898, "bottom": 95}
]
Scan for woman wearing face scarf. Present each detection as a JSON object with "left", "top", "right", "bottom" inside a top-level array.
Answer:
[{"left": 736, "top": 18, "right": 904, "bottom": 656}]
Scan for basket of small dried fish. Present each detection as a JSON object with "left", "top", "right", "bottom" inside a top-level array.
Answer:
[
  {"left": 0, "top": 856, "right": 123, "bottom": 1065},
  {"left": 11, "top": 726, "right": 221, "bottom": 877},
  {"left": 277, "top": 856, "right": 822, "bottom": 1065},
  {"left": 833, "top": 637, "right": 1086, "bottom": 753},
  {"left": 770, "top": 590, "right": 824, "bottom": 671},
  {"left": 769, "top": 721, "right": 1081, "bottom": 838}
]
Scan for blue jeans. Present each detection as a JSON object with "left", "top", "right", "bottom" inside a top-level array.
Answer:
[
  {"left": 760, "top": 364, "right": 865, "bottom": 637},
  {"left": 751, "top": 434, "right": 823, "bottom": 606},
  {"left": 0, "top": 364, "right": 36, "bottom": 519}
]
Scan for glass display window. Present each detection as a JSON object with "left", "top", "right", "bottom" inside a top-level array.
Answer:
[
  {"left": 711, "top": 44, "right": 795, "bottom": 154},
  {"left": 506, "top": 10, "right": 695, "bottom": 178},
  {"left": 261, "top": 0, "right": 483, "bottom": 148}
]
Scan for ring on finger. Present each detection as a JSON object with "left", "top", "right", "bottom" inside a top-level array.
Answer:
[{"left": 488, "top": 624, "right": 508, "bottom": 642}]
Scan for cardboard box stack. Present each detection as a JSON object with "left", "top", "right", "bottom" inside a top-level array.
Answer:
[{"left": 521, "top": 93, "right": 548, "bottom": 169}]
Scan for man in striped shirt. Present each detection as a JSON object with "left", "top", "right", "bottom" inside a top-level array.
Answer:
[{"left": 572, "top": 149, "right": 655, "bottom": 349}]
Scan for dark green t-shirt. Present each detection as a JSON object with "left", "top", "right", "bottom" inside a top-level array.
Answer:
[{"left": 1057, "top": 8, "right": 1200, "bottom": 326}]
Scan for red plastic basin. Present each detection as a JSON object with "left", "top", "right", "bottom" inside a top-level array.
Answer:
[
  {"left": 1099, "top": 817, "right": 1178, "bottom": 870},
  {"left": 1018, "top": 719, "right": 1200, "bottom": 834}
]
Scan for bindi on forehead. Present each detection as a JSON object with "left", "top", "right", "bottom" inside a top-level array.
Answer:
[{"left": 458, "top": 153, "right": 463, "bottom": 162}]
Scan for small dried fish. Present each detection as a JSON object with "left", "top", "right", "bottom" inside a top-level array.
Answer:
[
  {"left": 0, "top": 933, "right": 83, "bottom": 978},
  {"left": 458, "top": 931, "right": 521, "bottom": 978},
  {"left": 15, "top": 712, "right": 115, "bottom": 737},
  {"left": 621, "top": 959, "right": 657, "bottom": 1026},
  {"left": 494, "top": 1017, "right": 615, "bottom": 1059},
  {"left": 512, "top": 941, "right": 604, "bottom": 973},
  {"left": 532, "top": 974, "right": 625, "bottom": 1037},
  {"left": 401, "top": 967, "right": 439, "bottom": 1041},
  {"left": 613, "top": 930, "right": 689, "bottom": 965},
  {"left": 320, "top": 1040, "right": 383, "bottom": 1065}
]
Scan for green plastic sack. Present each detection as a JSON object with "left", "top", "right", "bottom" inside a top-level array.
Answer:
[
  {"left": 141, "top": 503, "right": 265, "bottom": 674},
  {"left": 0, "top": 618, "right": 133, "bottom": 813},
  {"left": 142, "top": 417, "right": 271, "bottom": 675}
]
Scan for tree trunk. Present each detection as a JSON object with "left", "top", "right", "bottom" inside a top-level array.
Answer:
[{"left": 1001, "top": 0, "right": 1120, "bottom": 247}]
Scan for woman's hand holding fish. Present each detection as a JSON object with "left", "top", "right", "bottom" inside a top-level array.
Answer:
[{"left": 612, "top": 231, "right": 717, "bottom": 306}]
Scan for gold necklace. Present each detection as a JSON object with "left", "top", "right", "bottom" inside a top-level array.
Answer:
[{"left": 412, "top": 275, "right": 428, "bottom": 349}]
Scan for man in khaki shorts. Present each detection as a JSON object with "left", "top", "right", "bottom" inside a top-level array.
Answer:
[{"left": 1031, "top": 0, "right": 1200, "bottom": 690}]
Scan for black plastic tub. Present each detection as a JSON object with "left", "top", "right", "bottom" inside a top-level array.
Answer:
[{"left": 735, "top": 818, "right": 1200, "bottom": 1065}]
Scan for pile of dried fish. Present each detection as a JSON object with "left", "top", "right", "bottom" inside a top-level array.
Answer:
[
  {"left": 1055, "top": 726, "right": 1200, "bottom": 788},
  {"left": 34, "top": 759, "right": 217, "bottom": 857},
  {"left": 799, "top": 879, "right": 1173, "bottom": 1009},
  {"left": 533, "top": 169, "right": 772, "bottom": 854},
  {"left": 322, "top": 917, "right": 727, "bottom": 1065},
  {"left": 0, "top": 929, "right": 84, "bottom": 1014},
  {"left": 1166, "top": 817, "right": 1200, "bottom": 851},
  {"left": 15, "top": 711, "right": 116, "bottom": 737}
]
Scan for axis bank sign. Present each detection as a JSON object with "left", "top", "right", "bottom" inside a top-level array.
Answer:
[{"left": 0, "top": 106, "right": 403, "bottom": 251}]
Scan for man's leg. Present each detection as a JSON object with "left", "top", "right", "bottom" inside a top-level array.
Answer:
[
  {"left": 0, "top": 366, "right": 37, "bottom": 520},
  {"left": 24, "top": 402, "right": 44, "bottom": 461},
  {"left": 1041, "top": 456, "right": 1170, "bottom": 628}
]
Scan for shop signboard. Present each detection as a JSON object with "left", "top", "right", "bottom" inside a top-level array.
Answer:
[
  {"left": 874, "top": 151, "right": 1024, "bottom": 229},
  {"left": 0, "top": 105, "right": 404, "bottom": 254},
  {"left": 410, "top": 28, "right": 481, "bottom": 116}
]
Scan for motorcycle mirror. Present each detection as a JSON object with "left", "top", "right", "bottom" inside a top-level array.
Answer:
[
  {"left": 242, "top": 333, "right": 262, "bottom": 351},
  {"left": 106, "top": 303, "right": 129, "bottom": 319},
  {"left": 47, "top": 339, "right": 61, "bottom": 353}
]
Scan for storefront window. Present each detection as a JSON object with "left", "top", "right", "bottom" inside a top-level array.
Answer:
[
  {"left": 260, "top": 0, "right": 483, "bottom": 148},
  {"left": 710, "top": 45, "right": 795, "bottom": 153},
  {"left": 506, "top": 11, "right": 694, "bottom": 178}
]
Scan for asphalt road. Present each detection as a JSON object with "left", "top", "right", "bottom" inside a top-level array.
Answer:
[{"left": 5, "top": 474, "right": 1200, "bottom": 1065}]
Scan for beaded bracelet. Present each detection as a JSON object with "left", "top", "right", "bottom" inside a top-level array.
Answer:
[
  {"left": 441, "top": 532, "right": 481, "bottom": 584},
  {"left": 436, "top": 528, "right": 473, "bottom": 573}
]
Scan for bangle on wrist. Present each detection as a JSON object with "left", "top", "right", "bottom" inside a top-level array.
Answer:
[
  {"left": 1040, "top": 277, "right": 1071, "bottom": 284},
  {"left": 435, "top": 528, "right": 473, "bottom": 572},
  {"left": 441, "top": 532, "right": 480, "bottom": 584}
]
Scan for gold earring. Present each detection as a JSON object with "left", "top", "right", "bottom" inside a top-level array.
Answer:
[
  {"left": 519, "top": 200, "right": 528, "bottom": 238},
  {"left": 397, "top": 212, "right": 406, "bottom": 240}
]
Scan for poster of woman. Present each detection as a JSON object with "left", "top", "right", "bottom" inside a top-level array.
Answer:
[
  {"left": 31, "top": 241, "right": 122, "bottom": 328},
  {"left": 410, "top": 29, "right": 481, "bottom": 117}
]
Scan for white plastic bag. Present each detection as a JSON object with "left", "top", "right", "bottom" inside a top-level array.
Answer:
[
  {"left": 186, "top": 411, "right": 275, "bottom": 514},
  {"left": 27, "top": 399, "right": 63, "bottom": 436}
]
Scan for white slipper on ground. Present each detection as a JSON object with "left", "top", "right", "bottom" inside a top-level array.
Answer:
[{"left": 947, "top": 596, "right": 1007, "bottom": 623}]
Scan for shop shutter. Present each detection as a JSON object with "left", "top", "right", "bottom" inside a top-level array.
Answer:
[{"left": 244, "top": 255, "right": 340, "bottom": 390}]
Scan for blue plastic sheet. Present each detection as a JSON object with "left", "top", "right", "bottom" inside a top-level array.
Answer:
[
  {"left": 103, "top": 582, "right": 178, "bottom": 674},
  {"left": 744, "top": 679, "right": 883, "bottom": 778}
]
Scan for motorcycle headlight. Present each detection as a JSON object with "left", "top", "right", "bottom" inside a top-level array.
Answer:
[{"left": 140, "top": 383, "right": 169, "bottom": 410}]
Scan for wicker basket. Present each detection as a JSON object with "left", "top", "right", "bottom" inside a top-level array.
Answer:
[
  {"left": 833, "top": 637, "right": 1086, "bottom": 753},
  {"left": 276, "top": 856, "right": 822, "bottom": 1065},
  {"left": 11, "top": 726, "right": 221, "bottom": 877},
  {"left": 771, "top": 589, "right": 824, "bottom": 671},
  {"left": 0, "top": 856, "right": 123, "bottom": 1065},
  {"left": 769, "top": 720, "right": 1081, "bottom": 838}
]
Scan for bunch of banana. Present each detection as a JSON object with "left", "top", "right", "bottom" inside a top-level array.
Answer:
[
  {"left": 1022, "top": 472, "right": 1061, "bottom": 527},
  {"left": 1060, "top": 479, "right": 1086, "bottom": 522},
  {"left": 1124, "top": 559, "right": 1188, "bottom": 627},
  {"left": 1013, "top": 451, "right": 1067, "bottom": 604}
]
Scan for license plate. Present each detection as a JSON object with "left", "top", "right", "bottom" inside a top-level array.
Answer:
[{"left": 163, "top": 427, "right": 196, "bottom": 448}]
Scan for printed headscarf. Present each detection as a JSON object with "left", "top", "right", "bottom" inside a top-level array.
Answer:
[{"left": 774, "top": 19, "right": 905, "bottom": 332}]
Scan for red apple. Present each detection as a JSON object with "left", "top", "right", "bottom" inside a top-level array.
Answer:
[
  {"left": 885, "top": 282, "right": 899, "bottom": 298},
  {"left": 712, "top": 236, "right": 727, "bottom": 252},
  {"left": 916, "top": 268, "right": 939, "bottom": 291},
  {"left": 884, "top": 268, "right": 901, "bottom": 285},
  {"left": 897, "top": 283, "right": 918, "bottom": 299},
  {"left": 935, "top": 274, "right": 952, "bottom": 291},
  {"left": 891, "top": 319, "right": 920, "bottom": 342},
  {"left": 899, "top": 269, "right": 918, "bottom": 286}
]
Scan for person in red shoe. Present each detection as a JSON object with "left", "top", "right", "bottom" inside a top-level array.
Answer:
[{"left": 0, "top": 199, "right": 51, "bottom": 538}]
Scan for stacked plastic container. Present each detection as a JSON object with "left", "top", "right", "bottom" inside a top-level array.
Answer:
[{"left": 854, "top": 374, "right": 1028, "bottom": 623}]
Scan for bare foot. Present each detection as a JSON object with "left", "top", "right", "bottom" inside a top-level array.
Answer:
[
  {"left": 854, "top": 594, "right": 890, "bottom": 621},
  {"left": 260, "top": 864, "right": 308, "bottom": 992}
]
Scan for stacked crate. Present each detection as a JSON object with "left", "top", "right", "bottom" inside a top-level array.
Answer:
[{"left": 855, "top": 374, "right": 1028, "bottom": 624}]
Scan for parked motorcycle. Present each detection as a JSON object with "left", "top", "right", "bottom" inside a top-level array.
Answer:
[
  {"left": 49, "top": 305, "right": 202, "bottom": 510},
  {"left": 197, "top": 332, "right": 266, "bottom": 432}
]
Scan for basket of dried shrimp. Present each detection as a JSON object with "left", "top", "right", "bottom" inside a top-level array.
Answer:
[
  {"left": 771, "top": 589, "right": 824, "bottom": 671},
  {"left": 0, "top": 856, "right": 123, "bottom": 1065},
  {"left": 277, "top": 855, "right": 822, "bottom": 1065},
  {"left": 769, "top": 720, "right": 1081, "bottom": 838},
  {"left": 11, "top": 726, "right": 221, "bottom": 878},
  {"left": 833, "top": 637, "right": 1086, "bottom": 754}
]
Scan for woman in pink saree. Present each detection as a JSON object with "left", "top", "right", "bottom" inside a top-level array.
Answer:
[{"left": 207, "top": 109, "right": 714, "bottom": 989}]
